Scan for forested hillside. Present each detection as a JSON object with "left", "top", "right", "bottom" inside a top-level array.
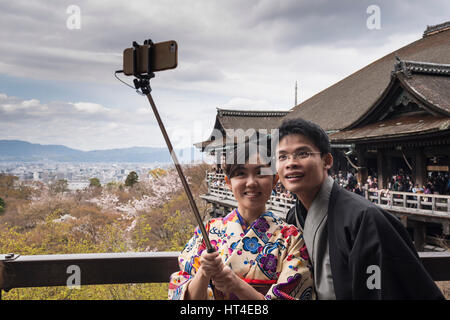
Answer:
[{"left": 0, "top": 163, "right": 211, "bottom": 299}]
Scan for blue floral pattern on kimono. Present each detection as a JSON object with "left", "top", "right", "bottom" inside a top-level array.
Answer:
[{"left": 169, "top": 209, "right": 315, "bottom": 300}]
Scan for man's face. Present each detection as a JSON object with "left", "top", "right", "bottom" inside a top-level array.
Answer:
[{"left": 276, "top": 134, "right": 332, "bottom": 197}]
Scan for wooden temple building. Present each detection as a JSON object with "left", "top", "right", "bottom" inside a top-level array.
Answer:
[
  {"left": 194, "top": 108, "right": 289, "bottom": 163},
  {"left": 196, "top": 22, "right": 450, "bottom": 188}
]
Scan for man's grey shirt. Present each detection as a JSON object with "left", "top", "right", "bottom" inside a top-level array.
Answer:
[{"left": 296, "top": 176, "right": 336, "bottom": 300}]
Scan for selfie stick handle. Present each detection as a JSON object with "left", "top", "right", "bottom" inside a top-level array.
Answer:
[{"left": 145, "top": 93, "right": 215, "bottom": 252}]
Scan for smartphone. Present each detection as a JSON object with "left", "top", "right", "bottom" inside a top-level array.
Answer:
[{"left": 123, "top": 40, "right": 178, "bottom": 75}]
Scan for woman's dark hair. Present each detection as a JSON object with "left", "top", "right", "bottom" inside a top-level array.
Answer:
[
  {"left": 223, "top": 135, "right": 274, "bottom": 178},
  {"left": 277, "top": 118, "right": 331, "bottom": 155}
]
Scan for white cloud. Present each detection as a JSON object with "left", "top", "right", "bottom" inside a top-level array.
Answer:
[
  {"left": 0, "top": 95, "right": 48, "bottom": 114},
  {"left": 0, "top": 92, "right": 216, "bottom": 150},
  {"left": 21, "top": 99, "right": 41, "bottom": 108},
  {"left": 136, "top": 107, "right": 152, "bottom": 115},
  {"left": 73, "top": 102, "right": 111, "bottom": 114}
]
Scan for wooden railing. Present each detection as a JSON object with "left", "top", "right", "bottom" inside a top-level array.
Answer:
[
  {"left": 1, "top": 251, "right": 449, "bottom": 298},
  {"left": 365, "top": 189, "right": 450, "bottom": 216},
  {"left": 207, "top": 172, "right": 225, "bottom": 180},
  {"left": 0, "top": 252, "right": 179, "bottom": 298}
]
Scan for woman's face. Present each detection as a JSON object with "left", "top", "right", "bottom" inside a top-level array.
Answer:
[{"left": 226, "top": 154, "right": 278, "bottom": 213}]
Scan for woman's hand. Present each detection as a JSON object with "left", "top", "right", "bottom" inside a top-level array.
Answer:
[
  {"left": 185, "top": 250, "right": 223, "bottom": 300},
  {"left": 199, "top": 250, "right": 224, "bottom": 279},
  {"left": 190, "top": 250, "right": 265, "bottom": 300},
  {"left": 211, "top": 265, "right": 238, "bottom": 294},
  {"left": 212, "top": 266, "right": 265, "bottom": 300}
]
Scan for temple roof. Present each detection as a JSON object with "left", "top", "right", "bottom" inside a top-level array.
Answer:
[
  {"left": 397, "top": 61, "right": 450, "bottom": 115},
  {"left": 194, "top": 108, "right": 289, "bottom": 150},
  {"left": 214, "top": 108, "right": 289, "bottom": 131},
  {"left": 423, "top": 21, "right": 450, "bottom": 37},
  {"left": 329, "top": 113, "right": 450, "bottom": 143},
  {"left": 330, "top": 58, "right": 450, "bottom": 143},
  {"left": 285, "top": 21, "right": 450, "bottom": 131}
]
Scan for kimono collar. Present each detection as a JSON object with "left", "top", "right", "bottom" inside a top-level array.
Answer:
[
  {"left": 235, "top": 209, "right": 250, "bottom": 233},
  {"left": 235, "top": 209, "right": 270, "bottom": 234}
]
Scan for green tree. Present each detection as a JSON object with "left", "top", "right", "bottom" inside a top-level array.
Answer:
[
  {"left": 125, "top": 171, "right": 139, "bottom": 187},
  {"left": 89, "top": 177, "right": 101, "bottom": 188},
  {"left": 0, "top": 197, "right": 5, "bottom": 214}
]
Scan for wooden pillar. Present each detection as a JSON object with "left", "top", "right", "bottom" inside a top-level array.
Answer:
[
  {"left": 331, "top": 149, "right": 344, "bottom": 175},
  {"left": 414, "top": 148, "right": 426, "bottom": 187},
  {"left": 400, "top": 215, "right": 408, "bottom": 229},
  {"left": 377, "top": 149, "right": 387, "bottom": 189},
  {"left": 384, "top": 154, "right": 393, "bottom": 189},
  {"left": 356, "top": 147, "right": 368, "bottom": 185},
  {"left": 443, "top": 222, "right": 450, "bottom": 236},
  {"left": 211, "top": 203, "right": 219, "bottom": 218},
  {"left": 412, "top": 221, "right": 426, "bottom": 251}
]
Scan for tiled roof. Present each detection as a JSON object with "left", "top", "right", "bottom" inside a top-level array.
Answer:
[
  {"left": 423, "top": 21, "right": 450, "bottom": 37},
  {"left": 216, "top": 108, "right": 288, "bottom": 132},
  {"left": 394, "top": 59, "right": 450, "bottom": 77},
  {"left": 195, "top": 108, "right": 289, "bottom": 150},
  {"left": 331, "top": 57, "right": 450, "bottom": 141},
  {"left": 400, "top": 71, "right": 450, "bottom": 115},
  {"left": 217, "top": 108, "right": 289, "bottom": 118},
  {"left": 286, "top": 23, "right": 450, "bottom": 131},
  {"left": 329, "top": 113, "right": 449, "bottom": 143}
]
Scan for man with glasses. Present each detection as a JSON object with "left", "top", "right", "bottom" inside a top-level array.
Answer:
[{"left": 275, "top": 118, "right": 443, "bottom": 300}]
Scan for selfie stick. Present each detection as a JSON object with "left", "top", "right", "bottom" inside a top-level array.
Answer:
[
  {"left": 145, "top": 93, "right": 215, "bottom": 252},
  {"left": 130, "top": 40, "right": 215, "bottom": 253}
]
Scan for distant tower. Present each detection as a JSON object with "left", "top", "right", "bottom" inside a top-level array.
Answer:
[{"left": 295, "top": 81, "right": 298, "bottom": 106}]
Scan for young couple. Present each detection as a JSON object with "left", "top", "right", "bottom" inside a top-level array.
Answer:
[{"left": 169, "top": 118, "right": 444, "bottom": 300}]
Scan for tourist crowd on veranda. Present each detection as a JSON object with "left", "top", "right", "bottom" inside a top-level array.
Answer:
[
  {"left": 333, "top": 169, "right": 450, "bottom": 196},
  {"left": 208, "top": 166, "right": 450, "bottom": 200}
]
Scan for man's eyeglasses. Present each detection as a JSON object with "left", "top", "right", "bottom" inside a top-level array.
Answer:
[{"left": 277, "top": 151, "right": 322, "bottom": 161}]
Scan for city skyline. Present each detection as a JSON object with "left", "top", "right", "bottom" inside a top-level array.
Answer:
[{"left": 0, "top": 161, "right": 165, "bottom": 187}]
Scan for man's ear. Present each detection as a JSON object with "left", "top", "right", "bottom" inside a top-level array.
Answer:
[
  {"left": 224, "top": 176, "right": 232, "bottom": 190},
  {"left": 323, "top": 153, "right": 334, "bottom": 170}
]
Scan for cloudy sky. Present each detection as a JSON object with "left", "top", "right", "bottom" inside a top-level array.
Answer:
[{"left": 1, "top": 0, "right": 449, "bottom": 151}]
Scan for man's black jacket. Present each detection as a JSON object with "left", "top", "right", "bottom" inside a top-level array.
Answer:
[{"left": 286, "top": 182, "right": 444, "bottom": 299}]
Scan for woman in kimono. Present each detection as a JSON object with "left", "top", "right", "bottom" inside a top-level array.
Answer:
[{"left": 168, "top": 140, "right": 314, "bottom": 300}]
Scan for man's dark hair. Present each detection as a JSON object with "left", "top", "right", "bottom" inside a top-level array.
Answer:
[{"left": 278, "top": 118, "right": 331, "bottom": 155}]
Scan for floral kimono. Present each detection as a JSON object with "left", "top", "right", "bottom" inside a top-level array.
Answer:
[{"left": 168, "top": 209, "right": 315, "bottom": 300}]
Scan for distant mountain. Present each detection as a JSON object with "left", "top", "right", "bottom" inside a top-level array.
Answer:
[{"left": 0, "top": 140, "right": 203, "bottom": 163}]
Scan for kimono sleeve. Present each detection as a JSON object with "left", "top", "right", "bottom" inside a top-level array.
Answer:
[
  {"left": 168, "top": 226, "right": 215, "bottom": 300},
  {"left": 265, "top": 232, "right": 315, "bottom": 300},
  {"left": 346, "top": 206, "right": 444, "bottom": 299}
]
